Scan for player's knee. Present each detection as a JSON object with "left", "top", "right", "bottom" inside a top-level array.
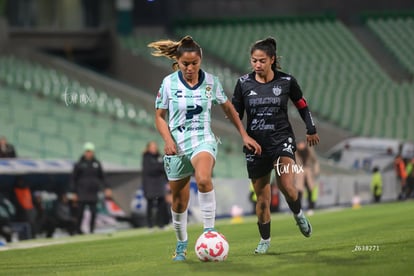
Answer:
[
  {"left": 196, "top": 177, "right": 213, "bottom": 192},
  {"left": 259, "top": 202, "right": 267, "bottom": 211},
  {"left": 258, "top": 201, "right": 269, "bottom": 212}
]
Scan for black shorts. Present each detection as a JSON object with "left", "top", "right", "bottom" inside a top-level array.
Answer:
[{"left": 244, "top": 137, "right": 296, "bottom": 179}]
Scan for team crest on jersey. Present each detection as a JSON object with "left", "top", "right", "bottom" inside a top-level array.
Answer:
[
  {"left": 272, "top": 85, "right": 282, "bottom": 96},
  {"left": 205, "top": 86, "right": 212, "bottom": 98}
]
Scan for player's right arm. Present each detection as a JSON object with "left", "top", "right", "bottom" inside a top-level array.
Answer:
[
  {"left": 155, "top": 79, "right": 178, "bottom": 155},
  {"left": 155, "top": 108, "right": 177, "bottom": 155}
]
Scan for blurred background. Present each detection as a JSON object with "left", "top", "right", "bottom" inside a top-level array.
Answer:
[{"left": 0, "top": 0, "right": 413, "bottom": 237}]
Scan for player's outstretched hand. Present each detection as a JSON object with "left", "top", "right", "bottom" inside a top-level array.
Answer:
[{"left": 306, "top": 133, "right": 320, "bottom": 147}]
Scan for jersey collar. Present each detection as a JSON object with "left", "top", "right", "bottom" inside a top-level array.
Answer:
[
  {"left": 178, "top": 69, "right": 205, "bottom": 90},
  {"left": 251, "top": 70, "right": 278, "bottom": 83}
]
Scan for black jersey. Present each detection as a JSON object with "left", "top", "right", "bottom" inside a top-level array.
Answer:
[{"left": 232, "top": 71, "right": 316, "bottom": 154}]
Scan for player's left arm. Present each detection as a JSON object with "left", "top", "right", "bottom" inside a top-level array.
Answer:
[{"left": 289, "top": 77, "right": 320, "bottom": 147}]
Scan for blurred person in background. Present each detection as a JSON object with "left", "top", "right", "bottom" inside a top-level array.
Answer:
[
  {"left": 32, "top": 191, "right": 54, "bottom": 238},
  {"left": 164, "top": 183, "right": 172, "bottom": 225},
  {"left": 33, "top": 192, "right": 77, "bottom": 238},
  {"left": 394, "top": 153, "right": 407, "bottom": 200},
  {"left": 149, "top": 35, "right": 261, "bottom": 261},
  {"left": 71, "top": 142, "right": 112, "bottom": 234},
  {"left": 142, "top": 141, "right": 169, "bottom": 230},
  {"left": 51, "top": 193, "right": 77, "bottom": 236},
  {"left": 248, "top": 181, "right": 257, "bottom": 215},
  {"left": 0, "top": 193, "right": 15, "bottom": 242},
  {"left": 0, "top": 136, "right": 17, "bottom": 158},
  {"left": 295, "top": 140, "right": 320, "bottom": 215},
  {"left": 404, "top": 158, "right": 414, "bottom": 199},
  {"left": 12, "top": 177, "right": 37, "bottom": 239},
  {"left": 370, "top": 167, "right": 383, "bottom": 203},
  {"left": 232, "top": 37, "right": 319, "bottom": 254}
]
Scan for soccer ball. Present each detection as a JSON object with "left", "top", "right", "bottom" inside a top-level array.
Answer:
[{"left": 194, "top": 230, "right": 229, "bottom": 262}]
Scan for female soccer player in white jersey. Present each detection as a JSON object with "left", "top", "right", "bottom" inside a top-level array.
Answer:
[
  {"left": 148, "top": 35, "right": 261, "bottom": 261},
  {"left": 232, "top": 37, "right": 320, "bottom": 254}
]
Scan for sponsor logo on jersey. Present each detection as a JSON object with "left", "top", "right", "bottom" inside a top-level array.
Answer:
[
  {"left": 248, "top": 90, "right": 258, "bottom": 96},
  {"left": 282, "top": 142, "right": 294, "bottom": 155},
  {"left": 177, "top": 125, "right": 205, "bottom": 132},
  {"left": 175, "top": 90, "right": 183, "bottom": 98},
  {"left": 249, "top": 97, "right": 280, "bottom": 106},
  {"left": 240, "top": 74, "right": 249, "bottom": 83},
  {"left": 250, "top": 118, "right": 275, "bottom": 130},
  {"left": 175, "top": 90, "right": 201, "bottom": 99},
  {"left": 186, "top": 104, "right": 203, "bottom": 119},
  {"left": 177, "top": 125, "right": 186, "bottom": 132},
  {"left": 187, "top": 126, "right": 205, "bottom": 131}
]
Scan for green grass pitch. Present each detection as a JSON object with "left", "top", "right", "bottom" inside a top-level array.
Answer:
[{"left": 1, "top": 201, "right": 413, "bottom": 275}]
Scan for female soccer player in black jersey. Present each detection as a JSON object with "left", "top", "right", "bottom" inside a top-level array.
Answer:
[{"left": 232, "top": 37, "right": 320, "bottom": 254}]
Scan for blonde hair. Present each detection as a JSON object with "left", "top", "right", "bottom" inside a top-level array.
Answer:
[{"left": 148, "top": 35, "right": 202, "bottom": 71}]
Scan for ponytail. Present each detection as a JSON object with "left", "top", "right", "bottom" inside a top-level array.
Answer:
[{"left": 148, "top": 35, "right": 202, "bottom": 71}]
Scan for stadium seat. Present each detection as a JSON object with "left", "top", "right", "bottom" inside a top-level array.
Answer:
[
  {"left": 367, "top": 17, "right": 414, "bottom": 75},
  {"left": 14, "top": 127, "right": 45, "bottom": 157},
  {"left": 0, "top": 102, "right": 12, "bottom": 124},
  {"left": 43, "top": 135, "right": 72, "bottom": 159},
  {"left": 105, "top": 132, "right": 134, "bottom": 154},
  {"left": 59, "top": 120, "right": 86, "bottom": 144},
  {"left": 33, "top": 114, "right": 60, "bottom": 136},
  {"left": 1, "top": 53, "right": 162, "bottom": 168},
  {"left": 11, "top": 106, "right": 34, "bottom": 129},
  {"left": 98, "top": 150, "right": 128, "bottom": 166}
]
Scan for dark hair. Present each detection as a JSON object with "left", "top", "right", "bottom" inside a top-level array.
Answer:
[
  {"left": 148, "top": 35, "right": 202, "bottom": 71},
  {"left": 176, "top": 36, "right": 202, "bottom": 59},
  {"left": 250, "top": 37, "right": 281, "bottom": 70}
]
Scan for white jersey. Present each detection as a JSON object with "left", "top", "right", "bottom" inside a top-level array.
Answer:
[{"left": 155, "top": 70, "right": 227, "bottom": 155}]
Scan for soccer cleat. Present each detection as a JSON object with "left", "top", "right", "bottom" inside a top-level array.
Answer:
[
  {"left": 294, "top": 212, "right": 312, "bottom": 237},
  {"left": 203, "top": 227, "right": 216, "bottom": 232},
  {"left": 254, "top": 239, "right": 270, "bottom": 254},
  {"left": 172, "top": 240, "right": 188, "bottom": 261}
]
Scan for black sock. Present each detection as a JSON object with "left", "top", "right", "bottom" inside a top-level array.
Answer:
[
  {"left": 257, "top": 221, "right": 271, "bottom": 240},
  {"left": 287, "top": 197, "right": 302, "bottom": 215}
]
